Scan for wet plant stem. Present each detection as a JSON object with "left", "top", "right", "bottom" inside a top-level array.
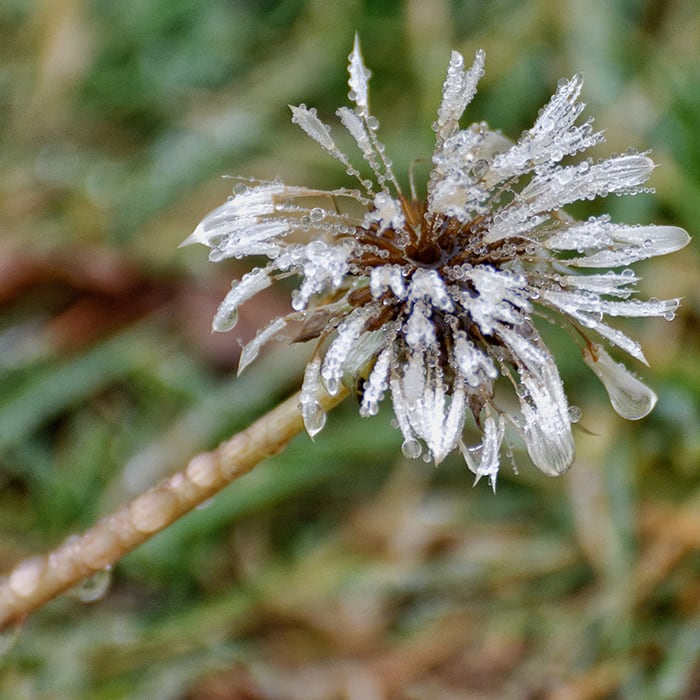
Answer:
[{"left": 0, "top": 387, "right": 347, "bottom": 630}]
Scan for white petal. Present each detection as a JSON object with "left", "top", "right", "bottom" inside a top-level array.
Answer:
[
  {"left": 212, "top": 268, "right": 271, "bottom": 332},
  {"left": 542, "top": 289, "right": 681, "bottom": 319},
  {"left": 519, "top": 362, "right": 575, "bottom": 476},
  {"left": 461, "top": 413, "right": 505, "bottom": 490},
  {"left": 557, "top": 272, "right": 637, "bottom": 297},
  {"left": 290, "top": 104, "right": 337, "bottom": 152},
  {"left": 583, "top": 344, "right": 657, "bottom": 419},
  {"left": 487, "top": 155, "right": 655, "bottom": 243},
  {"left": 540, "top": 292, "right": 648, "bottom": 364},
  {"left": 341, "top": 327, "right": 391, "bottom": 386},
  {"left": 184, "top": 183, "right": 286, "bottom": 251},
  {"left": 612, "top": 225, "right": 690, "bottom": 254},
  {"left": 370, "top": 265, "right": 407, "bottom": 300},
  {"left": 337, "top": 105, "right": 373, "bottom": 158},
  {"left": 434, "top": 387, "right": 466, "bottom": 464},
  {"left": 489, "top": 73, "right": 604, "bottom": 180},
  {"left": 294, "top": 240, "right": 353, "bottom": 310},
  {"left": 568, "top": 225, "right": 691, "bottom": 267},
  {"left": 321, "top": 308, "right": 371, "bottom": 395},
  {"left": 348, "top": 34, "right": 371, "bottom": 114},
  {"left": 360, "top": 345, "right": 392, "bottom": 417},
  {"left": 390, "top": 375, "right": 419, "bottom": 455},
  {"left": 435, "top": 49, "right": 485, "bottom": 142},
  {"left": 453, "top": 334, "right": 498, "bottom": 388},
  {"left": 408, "top": 268, "right": 453, "bottom": 310},
  {"left": 238, "top": 317, "right": 287, "bottom": 375},
  {"left": 404, "top": 300, "right": 436, "bottom": 348}
]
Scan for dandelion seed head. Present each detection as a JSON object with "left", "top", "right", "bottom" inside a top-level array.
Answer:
[{"left": 185, "top": 40, "right": 690, "bottom": 482}]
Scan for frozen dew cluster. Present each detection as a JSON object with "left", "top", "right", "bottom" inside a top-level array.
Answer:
[{"left": 184, "top": 37, "right": 689, "bottom": 488}]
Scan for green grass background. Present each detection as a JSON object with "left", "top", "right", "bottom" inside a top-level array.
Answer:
[{"left": 0, "top": 1, "right": 699, "bottom": 698}]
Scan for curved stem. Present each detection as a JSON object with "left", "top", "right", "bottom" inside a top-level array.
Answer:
[{"left": 0, "top": 387, "right": 347, "bottom": 629}]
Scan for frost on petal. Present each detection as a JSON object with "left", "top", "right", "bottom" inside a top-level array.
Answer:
[
  {"left": 321, "top": 308, "right": 373, "bottom": 395},
  {"left": 290, "top": 104, "right": 338, "bottom": 153},
  {"left": 360, "top": 345, "right": 392, "bottom": 417},
  {"left": 583, "top": 344, "right": 657, "bottom": 419},
  {"left": 429, "top": 124, "right": 512, "bottom": 219},
  {"left": 521, "top": 153, "right": 655, "bottom": 205},
  {"left": 490, "top": 74, "right": 604, "bottom": 180},
  {"left": 540, "top": 292, "right": 648, "bottom": 364},
  {"left": 347, "top": 34, "right": 371, "bottom": 114},
  {"left": 436, "top": 387, "right": 467, "bottom": 464},
  {"left": 435, "top": 49, "right": 485, "bottom": 143},
  {"left": 337, "top": 106, "right": 374, "bottom": 158},
  {"left": 404, "top": 300, "right": 436, "bottom": 348},
  {"left": 390, "top": 374, "right": 421, "bottom": 458},
  {"left": 453, "top": 333, "right": 498, "bottom": 388},
  {"left": 542, "top": 289, "right": 681, "bottom": 320},
  {"left": 487, "top": 154, "right": 655, "bottom": 242},
  {"left": 421, "top": 378, "right": 461, "bottom": 462},
  {"left": 364, "top": 192, "right": 406, "bottom": 233},
  {"left": 610, "top": 225, "right": 690, "bottom": 255},
  {"left": 182, "top": 183, "right": 289, "bottom": 256},
  {"left": 370, "top": 265, "right": 407, "bottom": 300},
  {"left": 463, "top": 267, "right": 531, "bottom": 334},
  {"left": 408, "top": 268, "right": 454, "bottom": 311},
  {"left": 212, "top": 268, "right": 272, "bottom": 332},
  {"left": 393, "top": 364, "right": 466, "bottom": 464},
  {"left": 557, "top": 272, "right": 638, "bottom": 298},
  {"left": 294, "top": 240, "right": 353, "bottom": 310}
]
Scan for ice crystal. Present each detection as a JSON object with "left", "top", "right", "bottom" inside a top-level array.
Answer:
[{"left": 185, "top": 38, "right": 690, "bottom": 488}]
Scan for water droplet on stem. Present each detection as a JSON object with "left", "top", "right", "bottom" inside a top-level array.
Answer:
[{"left": 67, "top": 568, "right": 112, "bottom": 603}]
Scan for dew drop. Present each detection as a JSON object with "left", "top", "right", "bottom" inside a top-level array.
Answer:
[
  {"left": 310, "top": 207, "right": 324, "bottom": 222},
  {"left": 304, "top": 401, "right": 327, "bottom": 437},
  {"left": 583, "top": 344, "right": 657, "bottom": 420},
  {"left": 196, "top": 497, "right": 216, "bottom": 511},
  {"left": 401, "top": 438, "right": 422, "bottom": 459},
  {"left": 67, "top": 568, "right": 112, "bottom": 603},
  {"left": 472, "top": 160, "right": 489, "bottom": 179},
  {"left": 567, "top": 405, "right": 582, "bottom": 423}
]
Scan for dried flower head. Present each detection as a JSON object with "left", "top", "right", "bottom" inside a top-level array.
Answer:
[{"left": 184, "top": 37, "right": 689, "bottom": 487}]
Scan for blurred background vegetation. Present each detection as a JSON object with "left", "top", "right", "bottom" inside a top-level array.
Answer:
[{"left": 0, "top": 1, "right": 699, "bottom": 698}]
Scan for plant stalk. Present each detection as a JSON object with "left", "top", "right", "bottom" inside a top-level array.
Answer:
[{"left": 0, "top": 387, "right": 347, "bottom": 629}]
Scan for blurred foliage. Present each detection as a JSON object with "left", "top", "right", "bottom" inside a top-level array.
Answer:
[{"left": 1, "top": 0, "right": 699, "bottom": 698}]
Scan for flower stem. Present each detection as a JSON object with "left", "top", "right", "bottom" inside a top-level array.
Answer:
[{"left": 0, "top": 387, "right": 347, "bottom": 629}]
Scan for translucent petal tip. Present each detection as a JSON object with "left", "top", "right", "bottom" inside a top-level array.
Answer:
[
  {"left": 179, "top": 227, "right": 204, "bottom": 248},
  {"left": 583, "top": 344, "right": 657, "bottom": 420}
]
